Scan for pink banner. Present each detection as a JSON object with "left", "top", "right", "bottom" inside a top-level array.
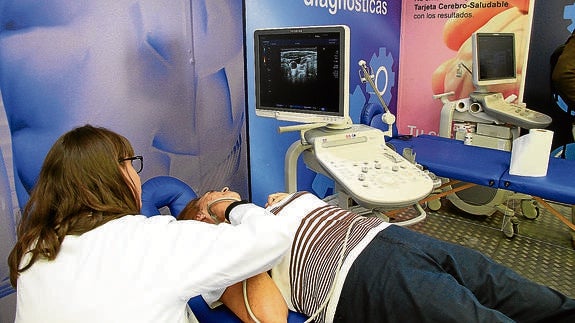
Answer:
[{"left": 397, "top": 0, "right": 533, "bottom": 136}]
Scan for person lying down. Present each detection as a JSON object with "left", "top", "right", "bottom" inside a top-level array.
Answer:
[{"left": 178, "top": 188, "right": 575, "bottom": 323}]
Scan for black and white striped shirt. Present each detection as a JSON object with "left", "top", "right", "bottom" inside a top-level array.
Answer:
[{"left": 269, "top": 192, "right": 391, "bottom": 322}]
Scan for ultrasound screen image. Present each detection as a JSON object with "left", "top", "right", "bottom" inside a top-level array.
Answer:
[
  {"left": 280, "top": 49, "right": 318, "bottom": 84},
  {"left": 256, "top": 30, "right": 341, "bottom": 114}
]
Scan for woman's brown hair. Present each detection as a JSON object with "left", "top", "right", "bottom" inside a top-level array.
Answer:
[{"left": 8, "top": 125, "right": 141, "bottom": 287}]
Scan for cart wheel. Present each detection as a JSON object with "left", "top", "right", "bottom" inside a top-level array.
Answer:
[
  {"left": 521, "top": 199, "right": 539, "bottom": 220},
  {"left": 503, "top": 216, "right": 519, "bottom": 239},
  {"left": 427, "top": 198, "right": 442, "bottom": 211}
]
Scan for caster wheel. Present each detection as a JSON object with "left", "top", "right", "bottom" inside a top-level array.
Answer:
[
  {"left": 503, "top": 216, "right": 519, "bottom": 239},
  {"left": 521, "top": 200, "right": 539, "bottom": 220},
  {"left": 427, "top": 199, "right": 442, "bottom": 211}
]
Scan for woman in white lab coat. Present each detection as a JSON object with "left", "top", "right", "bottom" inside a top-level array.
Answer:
[{"left": 8, "top": 125, "right": 300, "bottom": 323}]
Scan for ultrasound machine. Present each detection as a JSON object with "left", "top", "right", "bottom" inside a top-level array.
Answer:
[
  {"left": 437, "top": 32, "right": 551, "bottom": 139},
  {"left": 431, "top": 32, "right": 553, "bottom": 235},
  {"left": 253, "top": 25, "right": 434, "bottom": 225}
]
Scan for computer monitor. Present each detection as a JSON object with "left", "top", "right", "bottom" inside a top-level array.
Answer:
[
  {"left": 471, "top": 32, "right": 517, "bottom": 92},
  {"left": 254, "top": 25, "right": 351, "bottom": 129}
]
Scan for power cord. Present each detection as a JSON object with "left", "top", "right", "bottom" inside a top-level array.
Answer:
[
  {"left": 242, "top": 217, "right": 361, "bottom": 323},
  {"left": 243, "top": 279, "right": 261, "bottom": 323}
]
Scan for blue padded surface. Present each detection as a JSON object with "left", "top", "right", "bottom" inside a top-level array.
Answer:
[
  {"left": 500, "top": 156, "right": 575, "bottom": 205},
  {"left": 388, "top": 135, "right": 575, "bottom": 205},
  {"left": 387, "top": 135, "right": 509, "bottom": 188},
  {"left": 188, "top": 296, "right": 240, "bottom": 322},
  {"left": 141, "top": 176, "right": 197, "bottom": 216},
  {"left": 188, "top": 296, "right": 309, "bottom": 323}
]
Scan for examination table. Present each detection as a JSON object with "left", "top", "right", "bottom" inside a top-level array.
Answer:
[{"left": 387, "top": 135, "right": 575, "bottom": 232}]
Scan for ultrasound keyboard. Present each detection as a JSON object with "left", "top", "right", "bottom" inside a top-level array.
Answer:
[
  {"left": 304, "top": 124, "right": 434, "bottom": 209},
  {"left": 470, "top": 92, "right": 552, "bottom": 129}
]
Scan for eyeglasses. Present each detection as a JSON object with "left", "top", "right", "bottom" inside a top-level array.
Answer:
[{"left": 119, "top": 156, "right": 144, "bottom": 174}]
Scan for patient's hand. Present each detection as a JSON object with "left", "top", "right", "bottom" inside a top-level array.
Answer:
[
  {"left": 219, "top": 273, "right": 288, "bottom": 323},
  {"left": 265, "top": 193, "right": 290, "bottom": 208}
]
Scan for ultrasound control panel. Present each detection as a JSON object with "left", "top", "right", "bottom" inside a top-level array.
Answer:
[
  {"left": 304, "top": 124, "right": 434, "bottom": 209},
  {"left": 470, "top": 92, "right": 552, "bottom": 129}
]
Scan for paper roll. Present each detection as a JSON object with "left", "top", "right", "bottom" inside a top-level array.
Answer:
[
  {"left": 509, "top": 129, "right": 554, "bottom": 177},
  {"left": 455, "top": 98, "right": 471, "bottom": 112}
]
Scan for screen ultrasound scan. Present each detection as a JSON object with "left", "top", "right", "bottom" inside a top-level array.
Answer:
[{"left": 254, "top": 25, "right": 350, "bottom": 125}]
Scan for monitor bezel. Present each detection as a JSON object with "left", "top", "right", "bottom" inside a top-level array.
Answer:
[
  {"left": 253, "top": 25, "right": 350, "bottom": 127},
  {"left": 471, "top": 32, "right": 517, "bottom": 92}
]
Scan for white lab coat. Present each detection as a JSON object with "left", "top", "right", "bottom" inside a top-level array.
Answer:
[{"left": 15, "top": 205, "right": 300, "bottom": 323}]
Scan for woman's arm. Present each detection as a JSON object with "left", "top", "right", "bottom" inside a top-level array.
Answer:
[{"left": 219, "top": 272, "right": 288, "bottom": 323}]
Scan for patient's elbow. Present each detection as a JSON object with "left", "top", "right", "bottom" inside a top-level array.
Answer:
[
  {"left": 247, "top": 303, "right": 288, "bottom": 323},
  {"left": 219, "top": 273, "right": 289, "bottom": 323}
]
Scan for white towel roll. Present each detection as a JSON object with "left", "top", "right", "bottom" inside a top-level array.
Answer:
[{"left": 509, "top": 129, "right": 554, "bottom": 177}]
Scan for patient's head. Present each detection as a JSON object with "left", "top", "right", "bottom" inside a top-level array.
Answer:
[{"left": 177, "top": 187, "right": 240, "bottom": 224}]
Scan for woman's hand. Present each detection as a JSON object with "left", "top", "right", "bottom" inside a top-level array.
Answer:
[{"left": 265, "top": 193, "right": 290, "bottom": 208}]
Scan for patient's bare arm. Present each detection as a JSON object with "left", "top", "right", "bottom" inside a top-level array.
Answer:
[
  {"left": 177, "top": 191, "right": 290, "bottom": 322},
  {"left": 219, "top": 272, "right": 288, "bottom": 323}
]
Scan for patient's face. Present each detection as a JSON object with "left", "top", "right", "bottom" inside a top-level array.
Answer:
[{"left": 183, "top": 188, "right": 241, "bottom": 223}]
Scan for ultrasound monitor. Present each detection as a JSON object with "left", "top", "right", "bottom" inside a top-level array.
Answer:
[
  {"left": 471, "top": 32, "right": 517, "bottom": 92},
  {"left": 254, "top": 25, "right": 351, "bottom": 128}
]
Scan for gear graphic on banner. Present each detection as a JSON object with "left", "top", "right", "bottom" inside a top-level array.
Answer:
[
  {"left": 367, "top": 48, "right": 396, "bottom": 109},
  {"left": 565, "top": 2, "right": 575, "bottom": 33},
  {"left": 350, "top": 47, "right": 396, "bottom": 116}
]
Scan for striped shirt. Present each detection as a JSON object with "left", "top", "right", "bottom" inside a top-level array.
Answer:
[{"left": 269, "top": 192, "right": 391, "bottom": 322}]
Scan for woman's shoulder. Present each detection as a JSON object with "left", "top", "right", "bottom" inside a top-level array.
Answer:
[{"left": 87, "top": 214, "right": 179, "bottom": 237}]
